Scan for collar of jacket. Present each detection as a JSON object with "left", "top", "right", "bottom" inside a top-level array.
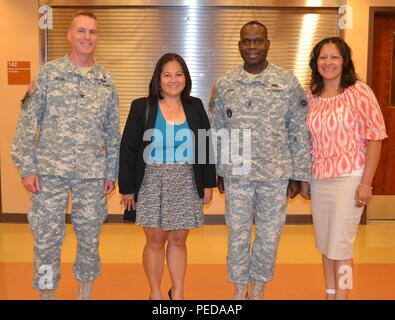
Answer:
[
  {"left": 62, "top": 53, "right": 103, "bottom": 80},
  {"left": 236, "top": 63, "right": 273, "bottom": 85}
]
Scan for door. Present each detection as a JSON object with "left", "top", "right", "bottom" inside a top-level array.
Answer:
[{"left": 370, "top": 12, "right": 395, "bottom": 218}]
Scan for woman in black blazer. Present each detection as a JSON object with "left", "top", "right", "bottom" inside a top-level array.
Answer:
[{"left": 119, "top": 53, "right": 216, "bottom": 300}]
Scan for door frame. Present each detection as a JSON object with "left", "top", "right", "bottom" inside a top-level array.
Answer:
[
  {"left": 367, "top": 7, "right": 395, "bottom": 85},
  {"left": 366, "top": 7, "right": 395, "bottom": 222}
]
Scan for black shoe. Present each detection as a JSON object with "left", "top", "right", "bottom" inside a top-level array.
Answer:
[{"left": 168, "top": 288, "right": 173, "bottom": 300}]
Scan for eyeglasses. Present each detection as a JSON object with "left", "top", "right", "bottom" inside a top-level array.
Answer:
[{"left": 161, "top": 72, "right": 185, "bottom": 79}]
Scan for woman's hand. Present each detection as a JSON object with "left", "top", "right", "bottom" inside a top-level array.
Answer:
[
  {"left": 355, "top": 140, "right": 382, "bottom": 208},
  {"left": 120, "top": 194, "right": 135, "bottom": 211},
  {"left": 217, "top": 176, "right": 225, "bottom": 194},
  {"left": 355, "top": 184, "right": 372, "bottom": 208},
  {"left": 203, "top": 188, "right": 213, "bottom": 204}
]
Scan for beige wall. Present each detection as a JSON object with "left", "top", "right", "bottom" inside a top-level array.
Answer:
[
  {"left": 2, "top": 1, "right": 392, "bottom": 216},
  {"left": 0, "top": 0, "right": 40, "bottom": 214}
]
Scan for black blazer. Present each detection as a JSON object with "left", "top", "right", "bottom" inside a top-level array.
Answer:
[{"left": 118, "top": 96, "right": 216, "bottom": 200}]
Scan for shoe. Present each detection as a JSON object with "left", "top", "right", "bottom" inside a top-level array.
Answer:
[
  {"left": 39, "top": 289, "right": 56, "bottom": 300},
  {"left": 78, "top": 280, "right": 93, "bottom": 300},
  {"left": 168, "top": 288, "right": 173, "bottom": 300},
  {"left": 325, "top": 288, "right": 336, "bottom": 300}
]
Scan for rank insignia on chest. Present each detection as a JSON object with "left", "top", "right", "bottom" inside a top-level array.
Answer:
[
  {"left": 100, "top": 73, "right": 111, "bottom": 87},
  {"left": 226, "top": 108, "right": 233, "bottom": 118}
]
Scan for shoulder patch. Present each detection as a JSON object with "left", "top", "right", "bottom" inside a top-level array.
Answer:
[
  {"left": 20, "top": 81, "right": 37, "bottom": 109},
  {"left": 28, "top": 80, "right": 37, "bottom": 94},
  {"left": 21, "top": 91, "right": 31, "bottom": 108}
]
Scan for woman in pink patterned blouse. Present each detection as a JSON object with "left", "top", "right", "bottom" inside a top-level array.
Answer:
[{"left": 306, "top": 37, "right": 387, "bottom": 300}]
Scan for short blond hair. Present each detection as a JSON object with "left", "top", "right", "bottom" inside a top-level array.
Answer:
[{"left": 70, "top": 11, "right": 97, "bottom": 26}]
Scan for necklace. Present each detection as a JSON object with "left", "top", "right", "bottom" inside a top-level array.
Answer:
[{"left": 162, "top": 99, "right": 183, "bottom": 124}]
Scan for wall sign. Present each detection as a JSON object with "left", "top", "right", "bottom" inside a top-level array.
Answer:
[{"left": 8, "top": 61, "right": 31, "bottom": 85}]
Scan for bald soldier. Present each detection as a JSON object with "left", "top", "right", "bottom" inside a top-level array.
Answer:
[
  {"left": 209, "top": 21, "right": 311, "bottom": 299},
  {"left": 11, "top": 12, "right": 120, "bottom": 300}
]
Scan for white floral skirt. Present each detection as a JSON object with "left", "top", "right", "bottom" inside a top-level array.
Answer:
[{"left": 136, "top": 163, "right": 203, "bottom": 230}]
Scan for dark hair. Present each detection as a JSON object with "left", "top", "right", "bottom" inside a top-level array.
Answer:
[
  {"left": 149, "top": 53, "right": 192, "bottom": 101},
  {"left": 240, "top": 21, "right": 268, "bottom": 38},
  {"left": 309, "top": 37, "right": 358, "bottom": 96}
]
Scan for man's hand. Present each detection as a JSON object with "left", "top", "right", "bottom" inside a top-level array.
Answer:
[
  {"left": 299, "top": 181, "right": 311, "bottom": 200},
  {"left": 104, "top": 179, "right": 115, "bottom": 194},
  {"left": 120, "top": 194, "right": 135, "bottom": 211},
  {"left": 22, "top": 175, "right": 40, "bottom": 193},
  {"left": 287, "top": 180, "right": 301, "bottom": 199},
  {"left": 217, "top": 176, "right": 225, "bottom": 194}
]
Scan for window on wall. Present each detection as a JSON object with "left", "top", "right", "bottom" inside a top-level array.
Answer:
[{"left": 47, "top": 7, "right": 338, "bottom": 131}]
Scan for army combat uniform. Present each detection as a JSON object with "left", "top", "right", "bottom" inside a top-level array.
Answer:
[
  {"left": 210, "top": 64, "right": 311, "bottom": 284},
  {"left": 11, "top": 54, "right": 120, "bottom": 290}
]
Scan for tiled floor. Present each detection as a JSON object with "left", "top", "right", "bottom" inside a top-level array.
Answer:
[{"left": 1, "top": 221, "right": 394, "bottom": 299}]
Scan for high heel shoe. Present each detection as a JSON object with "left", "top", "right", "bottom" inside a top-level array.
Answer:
[{"left": 168, "top": 288, "right": 173, "bottom": 300}]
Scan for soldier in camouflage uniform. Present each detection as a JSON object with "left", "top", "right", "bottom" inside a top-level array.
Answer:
[
  {"left": 209, "top": 21, "right": 311, "bottom": 299},
  {"left": 10, "top": 12, "right": 120, "bottom": 300}
]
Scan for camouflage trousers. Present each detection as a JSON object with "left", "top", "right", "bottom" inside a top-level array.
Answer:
[
  {"left": 224, "top": 178, "right": 288, "bottom": 284},
  {"left": 27, "top": 175, "right": 107, "bottom": 290}
]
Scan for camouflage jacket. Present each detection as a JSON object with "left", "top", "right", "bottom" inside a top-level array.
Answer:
[
  {"left": 11, "top": 54, "right": 120, "bottom": 180},
  {"left": 209, "top": 63, "right": 311, "bottom": 181}
]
